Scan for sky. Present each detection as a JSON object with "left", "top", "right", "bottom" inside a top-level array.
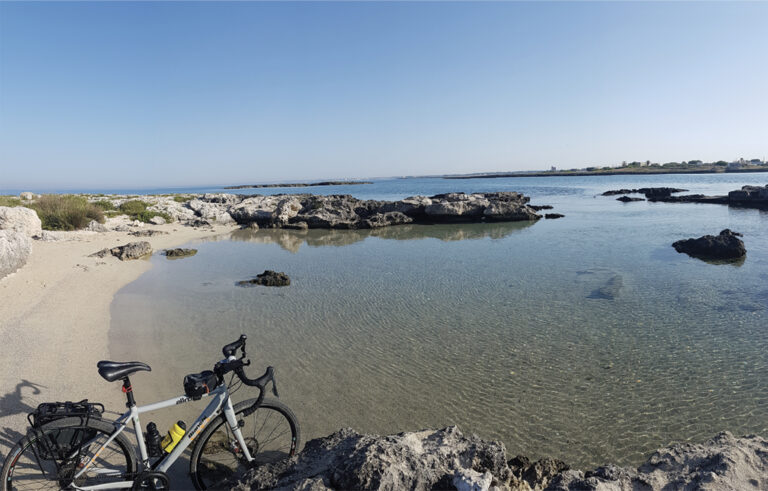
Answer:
[{"left": 1, "top": 1, "right": 767, "bottom": 189}]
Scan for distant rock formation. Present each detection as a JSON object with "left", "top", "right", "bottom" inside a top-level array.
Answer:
[
  {"left": 672, "top": 229, "right": 746, "bottom": 261},
  {"left": 603, "top": 184, "right": 768, "bottom": 208},
  {"left": 224, "top": 181, "right": 373, "bottom": 189},
  {"left": 233, "top": 428, "right": 768, "bottom": 491}
]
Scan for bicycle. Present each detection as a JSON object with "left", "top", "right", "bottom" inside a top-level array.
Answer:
[{"left": 1, "top": 335, "right": 300, "bottom": 490}]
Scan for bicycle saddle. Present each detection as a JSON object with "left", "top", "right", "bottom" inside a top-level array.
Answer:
[{"left": 97, "top": 360, "right": 151, "bottom": 382}]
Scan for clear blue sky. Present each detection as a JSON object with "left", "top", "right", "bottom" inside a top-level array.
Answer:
[{"left": 1, "top": 1, "right": 766, "bottom": 189}]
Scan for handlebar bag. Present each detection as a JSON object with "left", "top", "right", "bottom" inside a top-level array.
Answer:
[{"left": 184, "top": 370, "right": 218, "bottom": 399}]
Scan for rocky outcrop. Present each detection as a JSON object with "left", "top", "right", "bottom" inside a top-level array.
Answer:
[
  {"left": 672, "top": 229, "right": 746, "bottom": 261},
  {"left": 550, "top": 432, "right": 768, "bottom": 490},
  {"left": 616, "top": 196, "right": 644, "bottom": 202},
  {"left": 216, "top": 192, "right": 541, "bottom": 230},
  {"left": 163, "top": 248, "right": 197, "bottom": 259},
  {"left": 237, "top": 270, "right": 290, "bottom": 287},
  {"left": 602, "top": 188, "right": 687, "bottom": 198},
  {"left": 90, "top": 241, "right": 152, "bottom": 261},
  {"left": 234, "top": 428, "right": 768, "bottom": 491},
  {"left": 544, "top": 213, "right": 564, "bottom": 219},
  {"left": 0, "top": 206, "right": 42, "bottom": 237},
  {"left": 0, "top": 230, "right": 31, "bottom": 279},
  {"left": 0, "top": 206, "right": 42, "bottom": 279},
  {"left": 728, "top": 184, "right": 768, "bottom": 205}
]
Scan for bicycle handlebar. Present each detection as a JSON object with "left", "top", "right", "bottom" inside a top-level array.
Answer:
[{"left": 215, "top": 335, "right": 280, "bottom": 403}]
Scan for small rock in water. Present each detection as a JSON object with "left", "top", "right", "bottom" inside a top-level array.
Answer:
[
  {"left": 163, "top": 248, "right": 197, "bottom": 259},
  {"left": 672, "top": 229, "right": 746, "bottom": 261},
  {"left": 90, "top": 241, "right": 152, "bottom": 261},
  {"left": 544, "top": 213, "right": 564, "bottom": 219},
  {"left": 616, "top": 196, "right": 644, "bottom": 202},
  {"left": 237, "top": 270, "right": 291, "bottom": 287}
]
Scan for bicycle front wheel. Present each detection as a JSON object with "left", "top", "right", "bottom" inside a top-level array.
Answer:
[
  {"left": 0, "top": 416, "right": 137, "bottom": 491},
  {"left": 189, "top": 397, "right": 300, "bottom": 490}
]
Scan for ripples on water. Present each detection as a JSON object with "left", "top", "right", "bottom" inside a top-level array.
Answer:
[{"left": 111, "top": 174, "right": 768, "bottom": 467}]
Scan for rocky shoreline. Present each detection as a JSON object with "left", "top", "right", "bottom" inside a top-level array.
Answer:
[{"left": 233, "top": 427, "right": 768, "bottom": 491}]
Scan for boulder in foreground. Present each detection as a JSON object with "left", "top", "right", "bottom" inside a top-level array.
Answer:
[
  {"left": 672, "top": 229, "right": 746, "bottom": 261},
  {"left": 233, "top": 428, "right": 768, "bottom": 491},
  {"left": 237, "top": 270, "right": 290, "bottom": 287}
]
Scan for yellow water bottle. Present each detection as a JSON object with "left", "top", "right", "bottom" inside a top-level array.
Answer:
[{"left": 161, "top": 421, "right": 186, "bottom": 453}]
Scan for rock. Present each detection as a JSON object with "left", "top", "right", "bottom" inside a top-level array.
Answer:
[
  {"left": 19, "top": 192, "right": 35, "bottom": 200},
  {"left": 362, "top": 212, "right": 413, "bottom": 229},
  {"left": 86, "top": 220, "right": 109, "bottom": 232},
  {"left": 549, "top": 432, "right": 768, "bottom": 490},
  {"left": 163, "top": 248, "right": 197, "bottom": 259},
  {"left": 425, "top": 193, "right": 488, "bottom": 219},
  {"left": 113, "top": 225, "right": 130, "bottom": 232},
  {"left": 233, "top": 426, "right": 511, "bottom": 491},
  {"left": 728, "top": 184, "right": 768, "bottom": 204},
  {"left": 233, "top": 429, "right": 768, "bottom": 491},
  {"left": 149, "top": 199, "right": 196, "bottom": 222},
  {"left": 188, "top": 198, "right": 234, "bottom": 224},
  {"left": 544, "top": 213, "right": 564, "bottom": 219},
  {"left": 602, "top": 189, "right": 635, "bottom": 196},
  {"left": 130, "top": 220, "right": 144, "bottom": 227},
  {"left": 90, "top": 241, "right": 152, "bottom": 261},
  {"left": 248, "top": 222, "right": 260, "bottom": 230},
  {"left": 229, "top": 195, "right": 284, "bottom": 225},
  {"left": 128, "top": 229, "right": 168, "bottom": 237},
  {"left": 616, "top": 196, "right": 644, "bottom": 202},
  {"left": 0, "top": 230, "right": 31, "bottom": 279},
  {"left": 149, "top": 216, "right": 166, "bottom": 225},
  {"left": 202, "top": 193, "right": 241, "bottom": 204},
  {"left": 672, "top": 229, "right": 746, "bottom": 261},
  {"left": 588, "top": 274, "right": 623, "bottom": 300},
  {"left": 274, "top": 198, "right": 303, "bottom": 225},
  {"left": 185, "top": 218, "right": 212, "bottom": 228},
  {"left": 530, "top": 205, "right": 554, "bottom": 211},
  {"left": 237, "top": 270, "right": 290, "bottom": 287},
  {"left": 284, "top": 221, "right": 308, "bottom": 230},
  {"left": 0, "top": 206, "right": 42, "bottom": 237}
]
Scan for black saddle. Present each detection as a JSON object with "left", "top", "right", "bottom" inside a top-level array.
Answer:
[{"left": 97, "top": 361, "right": 151, "bottom": 382}]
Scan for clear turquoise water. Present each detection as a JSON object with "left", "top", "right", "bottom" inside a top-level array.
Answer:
[{"left": 111, "top": 174, "right": 768, "bottom": 467}]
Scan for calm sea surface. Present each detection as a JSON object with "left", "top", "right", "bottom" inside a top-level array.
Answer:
[{"left": 111, "top": 174, "right": 768, "bottom": 467}]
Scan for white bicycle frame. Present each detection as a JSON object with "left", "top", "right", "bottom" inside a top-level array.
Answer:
[{"left": 71, "top": 383, "right": 254, "bottom": 490}]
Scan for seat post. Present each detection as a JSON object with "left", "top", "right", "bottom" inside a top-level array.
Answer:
[{"left": 122, "top": 377, "right": 136, "bottom": 408}]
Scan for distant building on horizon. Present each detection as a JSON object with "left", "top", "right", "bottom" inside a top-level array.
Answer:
[{"left": 551, "top": 166, "right": 557, "bottom": 172}]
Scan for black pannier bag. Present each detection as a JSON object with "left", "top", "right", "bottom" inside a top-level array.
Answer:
[
  {"left": 184, "top": 370, "right": 218, "bottom": 399},
  {"left": 27, "top": 400, "right": 104, "bottom": 460}
]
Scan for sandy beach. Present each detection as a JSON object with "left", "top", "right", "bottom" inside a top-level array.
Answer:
[{"left": 0, "top": 222, "right": 238, "bottom": 460}]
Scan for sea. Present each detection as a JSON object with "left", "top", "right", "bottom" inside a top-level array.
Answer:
[{"left": 107, "top": 173, "right": 768, "bottom": 468}]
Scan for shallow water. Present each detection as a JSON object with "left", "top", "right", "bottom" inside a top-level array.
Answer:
[{"left": 111, "top": 174, "right": 768, "bottom": 467}]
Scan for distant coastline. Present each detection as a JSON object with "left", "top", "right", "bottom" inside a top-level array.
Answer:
[
  {"left": 445, "top": 166, "right": 768, "bottom": 180},
  {"left": 224, "top": 181, "right": 373, "bottom": 190}
]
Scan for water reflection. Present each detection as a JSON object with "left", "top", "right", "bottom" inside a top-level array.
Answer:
[{"left": 227, "top": 221, "right": 536, "bottom": 253}]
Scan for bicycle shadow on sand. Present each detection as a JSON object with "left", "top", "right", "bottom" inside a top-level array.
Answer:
[{"left": 0, "top": 379, "right": 47, "bottom": 455}]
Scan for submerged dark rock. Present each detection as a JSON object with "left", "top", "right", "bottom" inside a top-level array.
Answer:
[
  {"left": 163, "top": 248, "right": 197, "bottom": 259},
  {"left": 672, "top": 229, "right": 746, "bottom": 261},
  {"left": 602, "top": 187, "right": 687, "bottom": 197},
  {"left": 237, "top": 270, "right": 290, "bottom": 287},
  {"left": 588, "top": 274, "right": 623, "bottom": 300},
  {"left": 90, "top": 241, "right": 152, "bottom": 261},
  {"left": 544, "top": 213, "right": 564, "bottom": 219},
  {"left": 616, "top": 196, "right": 644, "bottom": 202}
]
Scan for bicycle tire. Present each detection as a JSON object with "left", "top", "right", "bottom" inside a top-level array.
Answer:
[
  {"left": 1, "top": 416, "right": 137, "bottom": 491},
  {"left": 189, "top": 397, "right": 300, "bottom": 490}
]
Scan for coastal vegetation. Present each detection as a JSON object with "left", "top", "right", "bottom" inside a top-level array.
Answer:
[
  {"left": 29, "top": 194, "right": 105, "bottom": 231},
  {"left": 118, "top": 199, "right": 173, "bottom": 224},
  {"left": 0, "top": 196, "right": 22, "bottom": 207}
]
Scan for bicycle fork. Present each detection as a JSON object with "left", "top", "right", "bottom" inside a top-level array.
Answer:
[{"left": 222, "top": 398, "right": 254, "bottom": 463}]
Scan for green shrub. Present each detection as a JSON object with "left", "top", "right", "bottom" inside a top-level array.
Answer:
[
  {"left": 119, "top": 200, "right": 149, "bottom": 215},
  {"left": 93, "top": 199, "right": 116, "bottom": 211},
  {"left": 30, "top": 195, "right": 105, "bottom": 231},
  {"left": 134, "top": 210, "right": 173, "bottom": 223},
  {"left": 172, "top": 195, "right": 192, "bottom": 203},
  {"left": 0, "top": 196, "right": 21, "bottom": 207}
]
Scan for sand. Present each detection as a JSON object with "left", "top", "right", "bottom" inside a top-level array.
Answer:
[{"left": 0, "top": 222, "right": 239, "bottom": 461}]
